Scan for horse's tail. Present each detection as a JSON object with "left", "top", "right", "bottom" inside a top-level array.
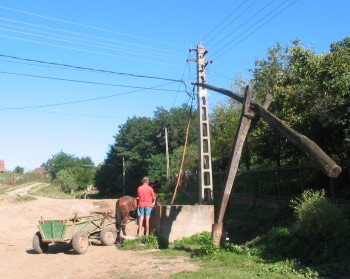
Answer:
[{"left": 115, "top": 199, "right": 122, "bottom": 232}]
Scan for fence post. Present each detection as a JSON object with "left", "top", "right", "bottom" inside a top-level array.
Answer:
[
  {"left": 275, "top": 168, "right": 281, "bottom": 197},
  {"left": 329, "top": 178, "right": 335, "bottom": 199},
  {"left": 298, "top": 163, "right": 304, "bottom": 194}
]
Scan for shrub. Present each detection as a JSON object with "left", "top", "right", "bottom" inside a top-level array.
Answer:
[
  {"left": 170, "top": 231, "right": 212, "bottom": 250},
  {"left": 54, "top": 169, "right": 78, "bottom": 194},
  {"left": 290, "top": 189, "right": 342, "bottom": 239},
  {"left": 289, "top": 189, "right": 350, "bottom": 268}
]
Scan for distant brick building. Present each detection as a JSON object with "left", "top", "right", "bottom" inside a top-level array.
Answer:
[{"left": 0, "top": 160, "right": 5, "bottom": 172}]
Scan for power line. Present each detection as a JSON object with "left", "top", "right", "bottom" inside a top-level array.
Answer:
[
  {"left": 205, "top": 0, "right": 259, "bottom": 47},
  {"left": 171, "top": 54, "right": 193, "bottom": 107},
  {"left": 212, "top": 0, "right": 298, "bottom": 59},
  {"left": 0, "top": 78, "right": 183, "bottom": 110},
  {"left": 0, "top": 54, "right": 184, "bottom": 83},
  {"left": 0, "top": 21, "right": 181, "bottom": 61},
  {"left": 4, "top": 107, "right": 125, "bottom": 119},
  {"left": 0, "top": 17, "right": 184, "bottom": 55},
  {"left": 0, "top": 26, "right": 178, "bottom": 61},
  {"left": 201, "top": 0, "right": 249, "bottom": 43},
  {"left": 0, "top": 34, "right": 182, "bottom": 67},
  {"left": 0, "top": 5, "right": 186, "bottom": 48},
  {"left": 0, "top": 58, "right": 88, "bottom": 71},
  {"left": 207, "top": 69, "right": 234, "bottom": 81},
  {"left": 0, "top": 70, "right": 185, "bottom": 92},
  {"left": 209, "top": 0, "right": 277, "bottom": 51}
]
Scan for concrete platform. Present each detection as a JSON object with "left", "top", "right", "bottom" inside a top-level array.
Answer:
[{"left": 150, "top": 204, "right": 214, "bottom": 243}]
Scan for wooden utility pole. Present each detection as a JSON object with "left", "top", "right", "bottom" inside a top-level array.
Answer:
[
  {"left": 122, "top": 157, "right": 125, "bottom": 196},
  {"left": 189, "top": 45, "right": 214, "bottom": 204},
  {"left": 165, "top": 127, "right": 170, "bottom": 180}
]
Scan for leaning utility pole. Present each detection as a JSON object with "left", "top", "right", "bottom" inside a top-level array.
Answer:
[{"left": 188, "top": 44, "right": 214, "bottom": 204}]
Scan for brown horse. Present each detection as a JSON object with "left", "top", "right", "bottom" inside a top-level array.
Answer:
[{"left": 115, "top": 196, "right": 138, "bottom": 242}]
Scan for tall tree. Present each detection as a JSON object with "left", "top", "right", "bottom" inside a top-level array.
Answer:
[
  {"left": 44, "top": 151, "right": 95, "bottom": 193},
  {"left": 250, "top": 37, "right": 350, "bottom": 166},
  {"left": 95, "top": 104, "right": 198, "bottom": 196}
]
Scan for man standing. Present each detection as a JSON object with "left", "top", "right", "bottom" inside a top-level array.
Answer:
[{"left": 137, "top": 177, "right": 156, "bottom": 236}]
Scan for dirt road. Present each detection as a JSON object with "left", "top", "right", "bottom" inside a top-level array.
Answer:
[{"left": 0, "top": 183, "right": 197, "bottom": 279}]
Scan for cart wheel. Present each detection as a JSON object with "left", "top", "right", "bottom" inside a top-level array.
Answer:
[
  {"left": 32, "top": 231, "right": 49, "bottom": 254},
  {"left": 72, "top": 231, "right": 89, "bottom": 254},
  {"left": 100, "top": 227, "right": 117, "bottom": 246}
]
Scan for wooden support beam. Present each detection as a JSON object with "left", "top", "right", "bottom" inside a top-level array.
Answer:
[
  {"left": 216, "top": 85, "right": 254, "bottom": 224},
  {"left": 195, "top": 83, "right": 341, "bottom": 178}
]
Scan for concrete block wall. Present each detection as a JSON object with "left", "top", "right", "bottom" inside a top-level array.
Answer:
[{"left": 151, "top": 205, "right": 214, "bottom": 243}]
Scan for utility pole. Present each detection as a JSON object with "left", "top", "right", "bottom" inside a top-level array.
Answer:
[
  {"left": 122, "top": 157, "right": 125, "bottom": 196},
  {"left": 165, "top": 127, "right": 170, "bottom": 180},
  {"left": 188, "top": 44, "right": 214, "bottom": 204}
]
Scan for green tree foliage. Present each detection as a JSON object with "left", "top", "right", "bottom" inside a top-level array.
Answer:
[
  {"left": 13, "top": 166, "right": 24, "bottom": 174},
  {"left": 94, "top": 148, "right": 124, "bottom": 196},
  {"left": 95, "top": 104, "right": 197, "bottom": 196},
  {"left": 54, "top": 169, "right": 78, "bottom": 194},
  {"left": 44, "top": 151, "right": 95, "bottom": 193},
  {"left": 146, "top": 153, "right": 166, "bottom": 185},
  {"left": 248, "top": 37, "right": 350, "bottom": 167},
  {"left": 210, "top": 99, "right": 241, "bottom": 170},
  {"left": 154, "top": 104, "right": 198, "bottom": 151}
]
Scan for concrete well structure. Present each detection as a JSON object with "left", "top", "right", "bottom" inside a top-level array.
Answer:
[{"left": 150, "top": 204, "right": 214, "bottom": 243}]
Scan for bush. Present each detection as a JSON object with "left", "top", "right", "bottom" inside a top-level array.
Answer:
[
  {"left": 290, "top": 189, "right": 342, "bottom": 239},
  {"left": 54, "top": 169, "right": 78, "bottom": 194},
  {"left": 170, "top": 231, "right": 212, "bottom": 250},
  {"left": 289, "top": 189, "right": 350, "bottom": 270}
]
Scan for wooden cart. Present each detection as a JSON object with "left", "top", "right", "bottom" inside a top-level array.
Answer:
[{"left": 32, "top": 213, "right": 116, "bottom": 254}]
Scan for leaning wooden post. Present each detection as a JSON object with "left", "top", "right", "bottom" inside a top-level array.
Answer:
[
  {"left": 212, "top": 85, "right": 254, "bottom": 246},
  {"left": 212, "top": 86, "right": 272, "bottom": 246},
  {"left": 195, "top": 83, "right": 342, "bottom": 178}
]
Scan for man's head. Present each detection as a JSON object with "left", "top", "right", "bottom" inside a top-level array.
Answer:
[{"left": 141, "top": 177, "right": 150, "bottom": 183}]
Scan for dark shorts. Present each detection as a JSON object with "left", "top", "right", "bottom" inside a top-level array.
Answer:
[{"left": 137, "top": 207, "right": 152, "bottom": 217}]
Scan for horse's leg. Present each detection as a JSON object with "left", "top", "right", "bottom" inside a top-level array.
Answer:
[
  {"left": 115, "top": 200, "right": 122, "bottom": 242},
  {"left": 122, "top": 215, "right": 128, "bottom": 236},
  {"left": 116, "top": 230, "right": 121, "bottom": 243}
]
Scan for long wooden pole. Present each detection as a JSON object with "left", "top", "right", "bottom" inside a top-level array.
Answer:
[
  {"left": 217, "top": 86, "right": 254, "bottom": 223},
  {"left": 171, "top": 121, "right": 191, "bottom": 204},
  {"left": 195, "top": 83, "right": 341, "bottom": 178}
]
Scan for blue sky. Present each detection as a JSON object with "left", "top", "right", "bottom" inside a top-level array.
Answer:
[{"left": 1, "top": 0, "right": 349, "bottom": 171}]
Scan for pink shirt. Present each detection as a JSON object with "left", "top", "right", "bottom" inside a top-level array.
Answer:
[{"left": 137, "top": 183, "right": 156, "bottom": 207}]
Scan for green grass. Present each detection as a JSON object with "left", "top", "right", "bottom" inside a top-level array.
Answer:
[
  {"left": 117, "top": 199, "right": 350, "bottom": 278},
  {"left": 29, "top": 183, "right": 75, "bottom": 199},
  {"left": 117, "top": 234, "right": 159, "bottom": 250},
  {"left": 119, "top": 231, "right": 308, "bottom": 279},
  {"left": 224, "top": 204, "right": 294, "bottom": 245},
  {"left": 171, "top": 253, "right": 302, "bottom": 279}
]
